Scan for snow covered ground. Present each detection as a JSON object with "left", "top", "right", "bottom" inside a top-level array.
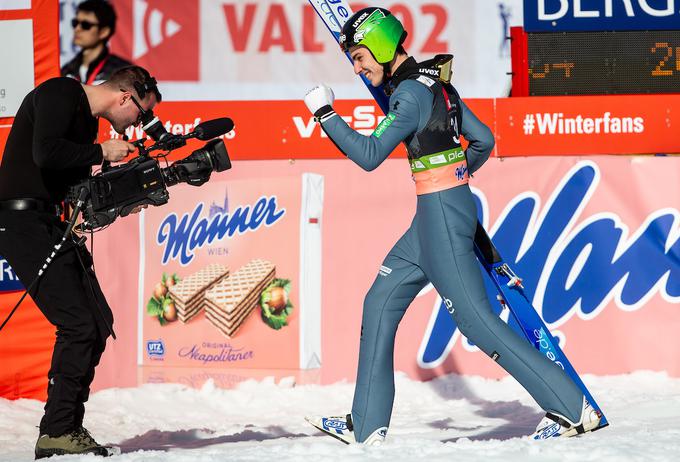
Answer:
[{"left": 1, "top": 371, "right": 678, "bottom": 461}]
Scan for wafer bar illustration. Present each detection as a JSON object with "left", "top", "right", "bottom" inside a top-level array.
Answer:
[
  {"left": 168, "top": 263, "right": 230, "bottom": 323},
  {"left": 204, "top": 259, "right": 275, "bottom": 337}
]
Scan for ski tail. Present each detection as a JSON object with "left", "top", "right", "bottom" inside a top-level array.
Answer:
[{"left": 473, "top": 224, "right": 608, "bottom": 429}]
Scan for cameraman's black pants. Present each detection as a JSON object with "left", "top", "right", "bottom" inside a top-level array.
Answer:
[{"left": 0, "top": 210, "right": 113, "bottom": 437}]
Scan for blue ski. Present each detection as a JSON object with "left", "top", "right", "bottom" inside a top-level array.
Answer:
[
  {"left": 308, "top": 0, "right": 608, "bottom": 430},
  {"left": 473, "top": 223, "right": 608, "bottom": 429}
]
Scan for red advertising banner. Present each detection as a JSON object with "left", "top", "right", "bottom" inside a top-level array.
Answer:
[
  {"left": 99, "top": 96, "right": 679, "bottom": 161},
  {"left": 100, "top": 100, "right": 405, "bottom": 160},
  {"left": 0, "top": 289, "right": 54, "bottom": 400},
  {"left": 495, "top": 95, "right": 680, "bottom": 157}
]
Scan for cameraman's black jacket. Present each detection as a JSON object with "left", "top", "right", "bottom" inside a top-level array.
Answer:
[{"left": 0, "top": 77, "right": 103, "bottom": 204}]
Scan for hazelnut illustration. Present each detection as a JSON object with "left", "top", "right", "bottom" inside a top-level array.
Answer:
[
  {"left": 154, "top": 282, "right": 168, "bottom": 299},
  {"left": 163, "top": 301, "right": 177, "bottom": 322},
  {"left": 268, "top": 286, "right": 288, "bottom": 313}
]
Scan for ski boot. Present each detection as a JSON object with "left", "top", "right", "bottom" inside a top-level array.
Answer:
[{"left": 533, "top": 396, "right": 603, "bottom": 439}]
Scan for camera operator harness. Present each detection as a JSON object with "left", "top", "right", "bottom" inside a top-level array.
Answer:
[{"left": 0, "top": 117, "right": 234, "bottom": 333}]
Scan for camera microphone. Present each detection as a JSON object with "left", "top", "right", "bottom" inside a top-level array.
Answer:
[
  {"left": 132, "top": 115, "right": 235, "bottom": 155},
  {"left": 192, "top": 118, "right": 235, "bottom": 140}
]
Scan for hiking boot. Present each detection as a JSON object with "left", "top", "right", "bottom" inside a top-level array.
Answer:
[
  {"left": 35, "top": 427, "right": 116, "bottom": 459},
  {"left": 532, "top": 396, "right": 603, "bottom": 440},
  {"left": 75, "top": 427, "right": 120, "bottom": 456},
  {"left": 305, "top": 414, "right": 386, "bottom": 445}
]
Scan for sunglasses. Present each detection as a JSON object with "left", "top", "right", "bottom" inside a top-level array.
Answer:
[
  {"left": 129, "top": 95, "right": 146, "bottom": 126},
  {"left": 123, "top": 91, "right": 152, "bottom": 127},
  {"left": 71, "top": 19, "right": 100, "bottom": 30}
]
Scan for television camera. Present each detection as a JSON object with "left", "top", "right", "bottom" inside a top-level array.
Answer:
[{"left": 67, "top": 116, "right": 234, "bottom": 232}]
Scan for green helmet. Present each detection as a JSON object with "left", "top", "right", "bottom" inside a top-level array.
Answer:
[{"left": 340, "top": 7, "right": 407, "bottom": 64}]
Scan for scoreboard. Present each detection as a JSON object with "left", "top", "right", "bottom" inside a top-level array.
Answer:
[{"left": 511, "top": 28, "right": 680, "bottom": 96}]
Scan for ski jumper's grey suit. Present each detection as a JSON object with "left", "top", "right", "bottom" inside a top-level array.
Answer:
[{"left": 319, "top": 57, "right": 585, "bottom": 442}]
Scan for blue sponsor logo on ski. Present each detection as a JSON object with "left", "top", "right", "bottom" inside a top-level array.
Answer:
[
  {"left": 532, "top": 327, "right": 564, "bottom": 369},
  {"left": 419, "top": 161, "right": 680, "bottom": 367},
  {"left": 156, "top": 196, "right": 286, "bottom": 266},
  {"left": 327, "top": 0, "right": 351, "bottom": 21},
  {"left": 146, "top": 340, "right": 165, "bottom": 358},
  {"left": 323, "top": 418, "right": 348, "bottom": 430},
  {"left": 310, "top": 0, "right": 350, "bottom": 33},
  {"left": 534, "top": 422, "right": 561, "bottom": 439}
]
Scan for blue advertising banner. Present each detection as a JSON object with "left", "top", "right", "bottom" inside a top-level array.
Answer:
[
  {"left": 0, "top": 257, "right": 23, "bottom": 292},
  {"left": 524, "top": 0, "right": 680, "bottom": 32}
]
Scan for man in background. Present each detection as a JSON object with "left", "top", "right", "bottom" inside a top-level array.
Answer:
[{"left": 61, "top": 0, "right": 132, "bottom": 84}]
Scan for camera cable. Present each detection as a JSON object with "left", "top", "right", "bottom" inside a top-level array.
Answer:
[{"left": 0, "top": 188, "right": 115, "bottom": 338}]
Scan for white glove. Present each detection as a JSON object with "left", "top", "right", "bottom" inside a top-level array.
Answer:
[{"left": 304, "top": 84, "right": 335, "bottom": 115}]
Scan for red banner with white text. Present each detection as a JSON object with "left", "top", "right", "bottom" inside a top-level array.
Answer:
[{"left": 98, "top": 95, "right": 680, "bottom": 160}]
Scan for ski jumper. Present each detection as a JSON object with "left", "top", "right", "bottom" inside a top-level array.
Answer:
[{"left": 319, "top": 57, "right": 586, "bottom": 442}]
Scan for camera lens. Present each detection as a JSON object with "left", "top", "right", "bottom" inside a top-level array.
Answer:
[
  {"left": 160, "top": 139, "right": 231, "bottom": 187},
  {"left": 204, "top": 139, "right": 232, "bottom": 172}
]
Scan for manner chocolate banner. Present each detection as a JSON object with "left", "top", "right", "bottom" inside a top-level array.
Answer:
[{"left": 137, "top": 174, "right": 323, "bottom": 370}]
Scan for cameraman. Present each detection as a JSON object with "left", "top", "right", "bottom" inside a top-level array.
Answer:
[{"left": 0, "top": 66, "right": 161, "bottom": 458}]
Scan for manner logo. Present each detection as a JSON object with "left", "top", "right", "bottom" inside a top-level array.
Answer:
[
  {"left": 156, "top": 196, "right": 286, "bottom": 266},
  {"left": 418, "top": 161, "right": 680, "bottom": 368}
]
